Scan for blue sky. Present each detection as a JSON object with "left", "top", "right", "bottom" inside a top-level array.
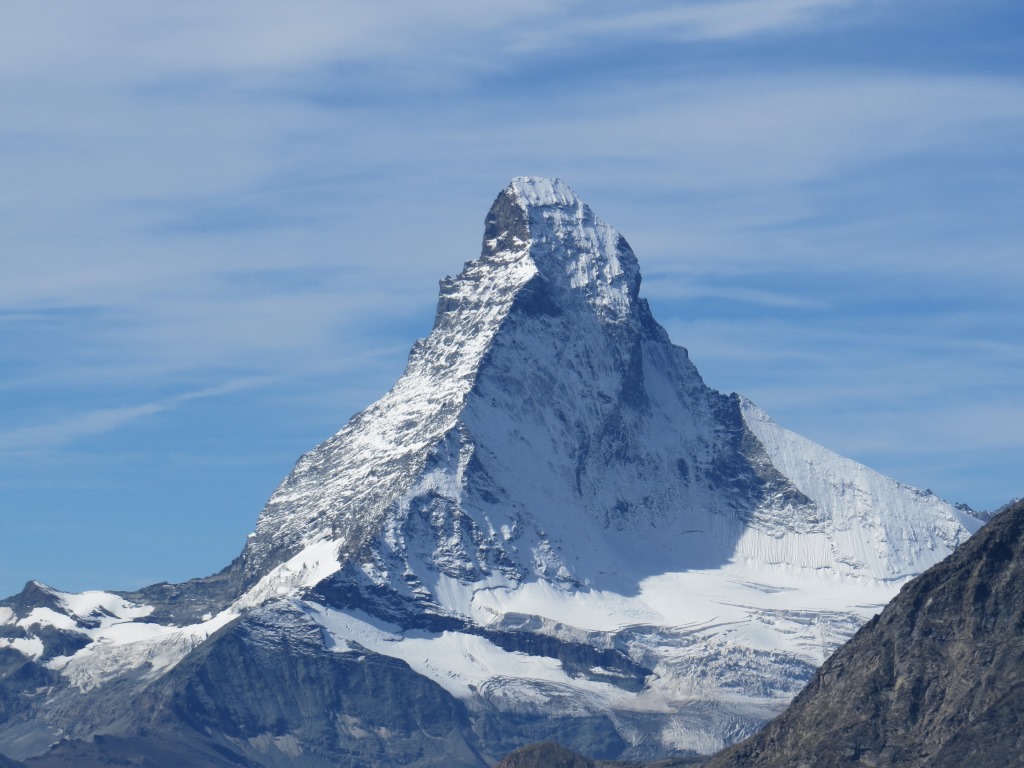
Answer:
[{"left": 1, "top": 0, "right": 1022, "bottom": 597}]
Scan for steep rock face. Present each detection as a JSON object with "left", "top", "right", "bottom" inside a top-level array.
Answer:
[
  {"left": 701, "top": 499, "right": 1024, "bottom": 768},
  {"left": 0, "top": 178, "right": 981, "bottom": 766},
  {"left": 238, "top": 177, "right": 767, "bottom": 596},
  {"left": 133, "top": 603, "right": 483, "bottom": 768}
]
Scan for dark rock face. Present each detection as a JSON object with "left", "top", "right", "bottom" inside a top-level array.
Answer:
[
  {"left": 116, "top": 562, "right": 245, "bottom": 626},
  {"left": 20, "top": 603, "right": 484, "bottom": 768},
  {"left": 0, "top": 584, "right": 64, "bottom": 619},
  {"left": 7, "top": 596, "right": 642, "bottom": 767},
  {"left": 495, "top": 740, "right": 707, "bottom": 768},
  {"left": 22, "top": 733, "right": 251, "bottom": 768},
  {"left": 140, "top": 605, "right": 479, "bottom": 768},
  {"left": 497, "top": 742, "right": 596, "bottom": 768},
  {"left": 696, "top": 499, "right": 1024, "bottom": 768}
]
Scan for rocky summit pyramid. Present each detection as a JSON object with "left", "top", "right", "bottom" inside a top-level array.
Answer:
[{"left": 0, "top": 178, "right": 981, "bottom": 767}]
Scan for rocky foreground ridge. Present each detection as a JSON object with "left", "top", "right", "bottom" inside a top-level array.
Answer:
[{"left": 0, "top": 178, "right": 981, "bottom": 767}]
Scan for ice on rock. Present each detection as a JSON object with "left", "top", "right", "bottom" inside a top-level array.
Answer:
[
  {"left": 509, "top": 176, "right": 580, "bottom": 208},
  {"left": 738, "top": 397, "right": 981, "bottom": 577}
]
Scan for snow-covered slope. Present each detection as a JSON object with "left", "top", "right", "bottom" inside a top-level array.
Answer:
[
  {"left": 737, "top": 398, "right": 979, "bottom": 577},
  {"left": 0, "top": 178, "right": 981, "bottom": 765}
]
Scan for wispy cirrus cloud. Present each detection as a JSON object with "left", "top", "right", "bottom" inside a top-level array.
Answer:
[
  {"left": 0, "top": 378, "right": 274, "bottom": 455},
  {"left": 0, "top": 0, "right": 867, "bottom": 82},
  {"left": 515, "top": 0, "right": 863, "bottom": 52},
  {"left": 642, "top": 280, "right": 830, "bottom": 309},
  {"left": 3, "top": 68, "right": 1021, "bottom": 410}
]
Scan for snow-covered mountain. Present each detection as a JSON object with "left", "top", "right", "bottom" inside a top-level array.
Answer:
[{"left": 0, "top": 178, "right": 981, "bottom": 767}]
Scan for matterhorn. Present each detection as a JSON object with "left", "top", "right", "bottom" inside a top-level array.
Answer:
[{"left": 0, "top": 178, "right": 980, "bottom": 767}]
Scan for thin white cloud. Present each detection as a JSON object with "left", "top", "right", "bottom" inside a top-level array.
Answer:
[
  {"left": 0, "top": 2, "right": 554, "bottom": 78},
  {"left": 518, "top": 0, "right": 863, "bottom": 52},
  {"left": 643, "top": 280, "right": 830, "bottom": 309},
  {"left": 623, "top": 0, "right": 861, "bottom": 39},
  {"left": 2, "top": 66, "right": 1020, "bottom": 413},
  {"left": 526, "top": 75, "right": 1024, "bottom": 193},
  {"left": 0, "top": 0, "right": 868, "bottom": 85},
  {"left": 0, "top": 377, "right": 274, "bottom": 454}
]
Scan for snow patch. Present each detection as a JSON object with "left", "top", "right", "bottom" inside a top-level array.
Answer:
[
  {"left": 58, "top": 590, "right": 154, "bottom": 623},
  {"left": 58, "top": 609, "right": 236, "bottom": 692},
  {"left": 234, "top": 538, "right": 343, "bottom": 611},
  {"left": 510, "top": 177, "right": 580, "bottom": 208},
  {"left": 17, "top": 607, "right": 79, "bottom": 632},
  {"left": 0, "top": 636, "right": 44, "bottom": 660},
  {"left": 304, "top": 601, "right": 634, "bottom": 711}
]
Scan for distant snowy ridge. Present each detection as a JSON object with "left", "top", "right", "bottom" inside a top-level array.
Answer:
[
  {"left": 737, "top": 397, "right": 979, "bottom": 578},
  {"left": 0, "top": 177, "right": 981, "bottom": 765}
]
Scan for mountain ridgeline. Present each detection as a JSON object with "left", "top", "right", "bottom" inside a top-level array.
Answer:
[{"left": 0, "top": 178, "right": 981, "bottom": 767}]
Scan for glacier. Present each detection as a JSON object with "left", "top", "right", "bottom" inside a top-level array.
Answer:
[{"left": 0, "top": 177, "right": 981, "bottom": 766}]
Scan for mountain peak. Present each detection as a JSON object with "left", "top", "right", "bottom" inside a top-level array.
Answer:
[
  {"left": 482, "top": 177, "right": 641, "bottom": 326},
  {"left": 508, "top": 176, "right": 580, "bottom": 208},
  {"left": 240, "top": 179, "right": 653, "bottom": 588}
]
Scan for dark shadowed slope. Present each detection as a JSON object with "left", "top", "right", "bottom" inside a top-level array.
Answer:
[
  {"left": 696, "top": 498, "right": 1024, "bottom": 768},
  {"left": 497, "top": 742, "right": 597, "bottom": 768}
]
